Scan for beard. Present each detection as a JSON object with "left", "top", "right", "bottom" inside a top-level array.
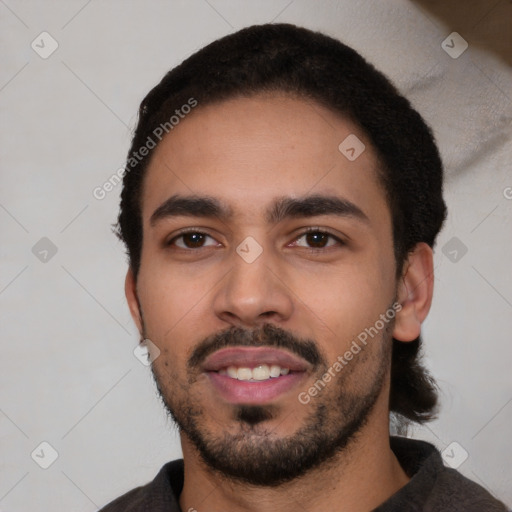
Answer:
[{"left": 149, "top": 320, "right": 392, "bottom": 487}]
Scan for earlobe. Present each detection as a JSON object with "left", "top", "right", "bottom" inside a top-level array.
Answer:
[
  {"left": 125, "top": 268, "right": 143, "bottom": 335},
  {"left": 393, "top": 242, "right": 434, "bottom": 342}
]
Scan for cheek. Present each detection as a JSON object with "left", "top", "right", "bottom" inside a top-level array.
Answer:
[
  {"left": 137, "top": 258, "right": 214, "bottom": 338},
  {"left": 298, "top": 258, "right": 395, "bottom": 361}
]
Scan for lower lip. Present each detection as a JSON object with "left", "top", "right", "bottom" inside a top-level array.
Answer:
[{"left": 207, "top": 371, "right": 305, "bottom": 404}]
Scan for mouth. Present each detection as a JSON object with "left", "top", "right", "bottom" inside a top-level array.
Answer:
[
  {"left": 202, "top": 347, "right": 311, "bottom": 405},
  {"left": 219, "top": 363, "right": 291, "bottom": 381}
]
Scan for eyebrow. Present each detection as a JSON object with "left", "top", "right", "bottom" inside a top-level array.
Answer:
[{"left": 149, "top": 193, "right": 369, "bottom": 227}]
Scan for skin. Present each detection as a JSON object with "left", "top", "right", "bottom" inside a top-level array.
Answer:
[{"left": 125, "top": 92, "right": 434, "bottom": 511}]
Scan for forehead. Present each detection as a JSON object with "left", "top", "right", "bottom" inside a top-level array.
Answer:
[{"left": 141, "top": 93, "right": 387, "bottom": 224}]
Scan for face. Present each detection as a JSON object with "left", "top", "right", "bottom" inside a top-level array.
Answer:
[{"left": 128, "top": 93, "right": 401, "bottom": 485}]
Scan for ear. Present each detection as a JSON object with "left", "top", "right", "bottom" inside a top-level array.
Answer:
[
  {"left": 393, "top": 242, "right": 434, "bottom": 342},
  {"left": 125, "top": 267, "right": 143, "bottom": 335}
]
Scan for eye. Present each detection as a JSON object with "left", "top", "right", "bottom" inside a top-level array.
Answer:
[
  {"left": 166, "top": 228, "right": 343, "bottom": 252},
  {"left": 167, "top": 230, "right": 220, "bottom": 250},
  {"left": 292, "top": 229, "right": 343, "bottom": 250}
]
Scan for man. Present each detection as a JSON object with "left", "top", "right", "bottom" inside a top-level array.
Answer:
[{"left": 100, "top": 24, "right": 507, "bottom": 511}]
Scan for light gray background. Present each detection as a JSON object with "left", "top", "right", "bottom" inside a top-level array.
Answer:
[{"left": 1, "top": 0, "right": 511, "bottom": 510}]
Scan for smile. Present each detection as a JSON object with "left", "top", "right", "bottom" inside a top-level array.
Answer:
[
  {"left": 218, "top": 364, "right": 290, "bottom": 381},
  {"left": 202, "top": 347, "right": 310, "bottom": 404}
]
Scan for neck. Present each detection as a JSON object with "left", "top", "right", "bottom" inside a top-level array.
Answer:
[{"left": 178, "top": 393, "right": 410, "bottom": 512}]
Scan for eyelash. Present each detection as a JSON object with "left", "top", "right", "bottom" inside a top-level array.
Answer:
[{"left": 166, "top": 227, "right": 345, "bottom": 253}]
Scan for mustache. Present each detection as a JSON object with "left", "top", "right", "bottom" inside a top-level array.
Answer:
[{"left": 188, "top": 323, "right": 323, "bottom": 370}]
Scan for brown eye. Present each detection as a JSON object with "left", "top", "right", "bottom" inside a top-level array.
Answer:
[
  {"left": 168, "top": 231, "right": 218, "bottom": 249},
  {"left": 305, "top": 232, "right": 329, "bottom": 248},
  {"left": 293, "top": 230, "right": 341, "bottom": 250}
]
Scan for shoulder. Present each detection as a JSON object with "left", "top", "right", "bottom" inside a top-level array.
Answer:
[
  {"left": 380, "top": 437, "right": 508, "bottom": 511},
  {"left": 427, "top": 464, "right": 509, "bottom": 512},
  {"left": 98, "top": 459, "right": 184, "bottom": 512}
]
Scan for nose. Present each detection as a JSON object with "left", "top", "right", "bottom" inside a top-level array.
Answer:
[{"left": 212, "top": 244, "right": 294, "bottom": 328}]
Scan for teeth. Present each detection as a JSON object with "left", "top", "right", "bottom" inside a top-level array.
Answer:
[
  {"left": 269, "top": 365, "right": 281, "bottom": 378},
  {"left": 237, "top": 367, "right": 253, "bottom": 381},
  {"left": 252, "top": 364, "right": 270, "bottom": 381},
  {"left": 222, "top": 364, "right": 290, "bottom": 381}
]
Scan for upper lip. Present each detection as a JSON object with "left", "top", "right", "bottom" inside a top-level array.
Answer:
[{"left": 202, "top": 347, "right": 311, "bottom": 372}]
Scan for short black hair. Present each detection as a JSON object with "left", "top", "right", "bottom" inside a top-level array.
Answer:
[{"left": 116, "top": 23, "right": 447, "bottom": 424}]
